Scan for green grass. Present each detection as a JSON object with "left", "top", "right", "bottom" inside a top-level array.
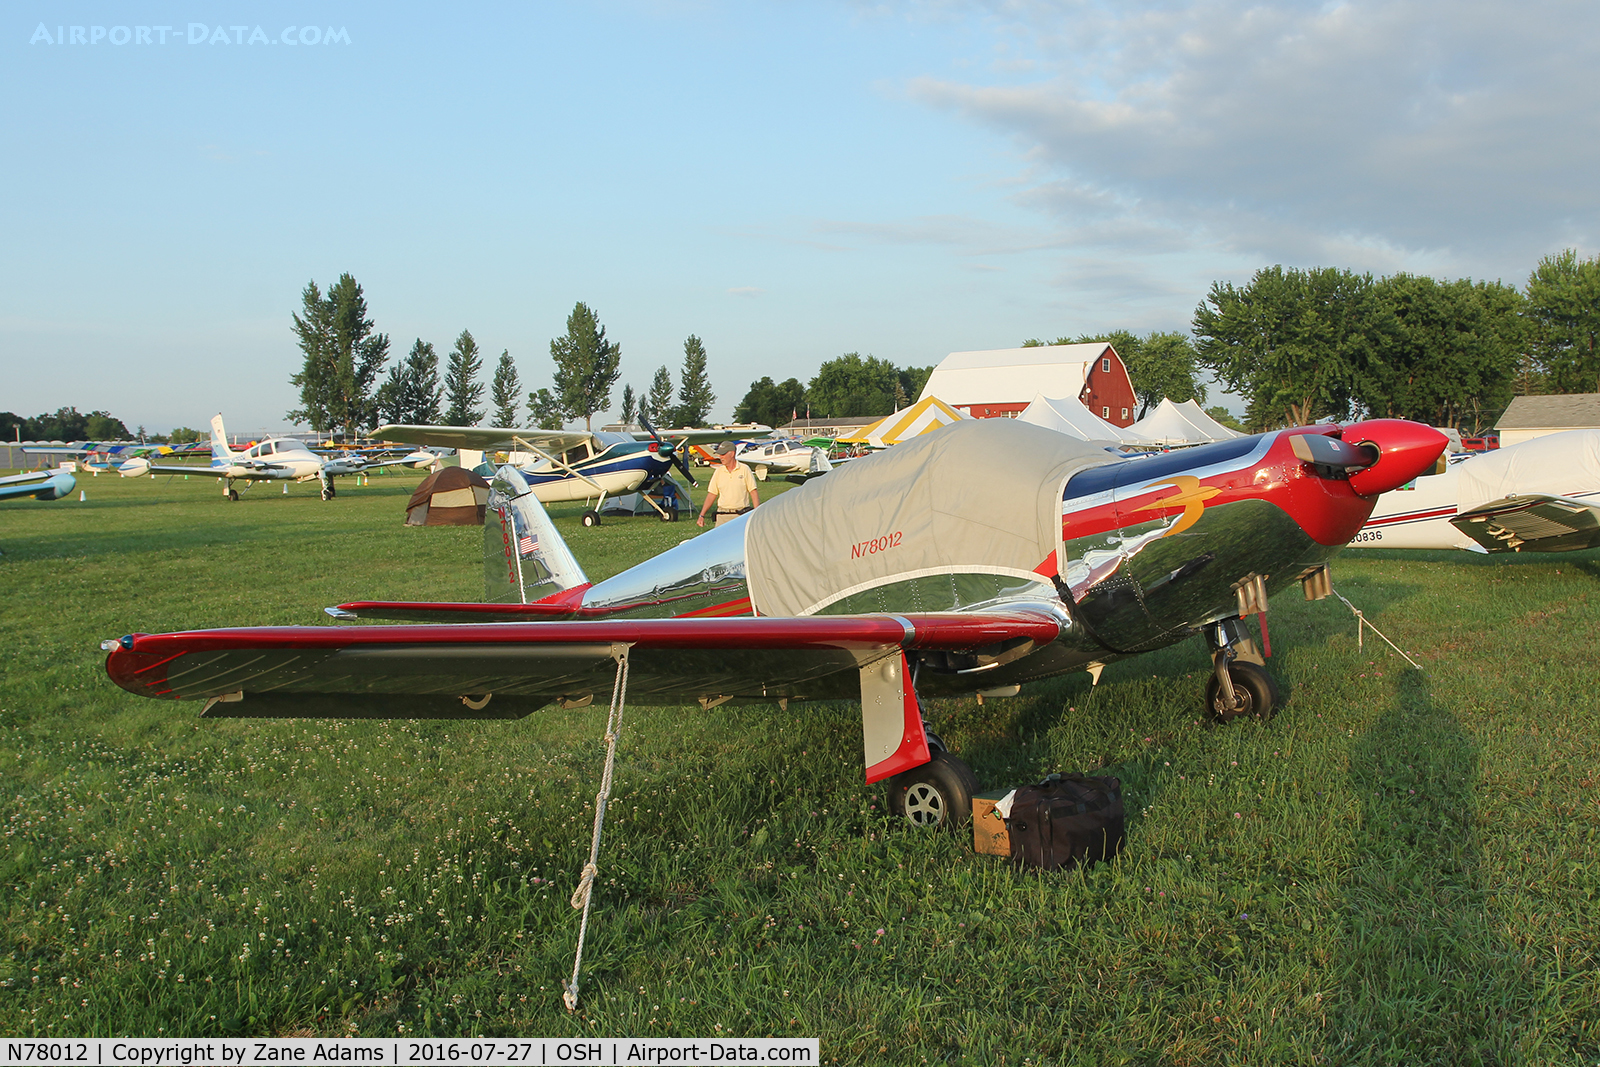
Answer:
[{"left": 1, "top": 470, "right": 1597, "bottom": 1064}]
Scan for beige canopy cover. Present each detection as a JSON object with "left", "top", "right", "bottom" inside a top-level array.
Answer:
[{"left": 745, "top": 418, "right": 1116, "bottom": 617}]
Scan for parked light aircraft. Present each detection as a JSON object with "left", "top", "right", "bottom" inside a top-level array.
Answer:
[
  {"left": 105, "top": 417, "right": 1445, "bottom": 828},
  {"left": 119, "top": 415, "right": 407, "bottom": 500},
  {"left": 1352, "top": 429, "right": 1600, "bottom": 553},
  {"left": 373, "top": 419, "right": 766, "bottom": 526},
  {"left": 735, "top": 438, "right": 833, "bottom": 481},
  {"left": 0, "top": 468, "right": 76, "bottom": 502}
]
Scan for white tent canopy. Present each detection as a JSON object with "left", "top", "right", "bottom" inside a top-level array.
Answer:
[
  {"left": 1175, "top": 399, "right": 1244, "bottom": 440},
  {"left": 1132, "top": 398, "right": 1234, "bottom": 446},
  {"left": 1018, "top": 393, "right": 1148, "bottom": 444}
]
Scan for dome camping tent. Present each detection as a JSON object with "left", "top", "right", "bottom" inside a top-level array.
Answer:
[{"left": 405, "top": 465, "right": 491, "bottom": 526}]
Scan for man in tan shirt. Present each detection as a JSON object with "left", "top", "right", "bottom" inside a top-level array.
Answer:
[{"left": 696, "top": 441, "right": 760, "bottom": 526}]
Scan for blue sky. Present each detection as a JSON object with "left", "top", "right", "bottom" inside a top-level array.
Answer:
[{"left": 5, "top": 1, "right": 1598, "bottom": 436}]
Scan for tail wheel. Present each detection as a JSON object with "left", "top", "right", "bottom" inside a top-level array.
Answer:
[
  {"left": 886, "top": 751, "right": 979, "bottom": 830},
  {"left": 1204, "top": 661, "right": 1281, "bottom": 722},
  {"left": 581, "top": 510, "right": 600, "bottom": 528}
]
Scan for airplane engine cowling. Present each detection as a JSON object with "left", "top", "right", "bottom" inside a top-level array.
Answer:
[{"left": 1341, "top": 420, "right": 1450, "bottom": 497}]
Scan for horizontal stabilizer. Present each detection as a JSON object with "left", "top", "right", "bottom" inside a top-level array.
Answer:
[{"left": 1450, "top": 494, "right": 1600, "bottom": 553}]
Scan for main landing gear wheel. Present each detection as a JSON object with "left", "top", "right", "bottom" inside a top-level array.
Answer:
[
  {"left": 1205, "top": 661, "right": 1281, "bottom": 723},
  {"left": 581, "top": 510, "right": 600, "bottom": 528},
  {"left": 226, "top": 489, "right": 239, "bottom": 502},
  {"left": 321, "top": 485, "right": 335, "bottom": 501},
  {"left": 660, "top": 508, "right": 679, "bottom": 522},
  {"left": 886, "top": 751, "right": 979, "bottom": 830}
]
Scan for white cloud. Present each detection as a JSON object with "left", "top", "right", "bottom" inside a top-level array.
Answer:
[
  {"left": 726, "top": 286, "right": 767, "bottom": 296},
  {"left": 904, "top": 0, "right": 1600, "bottom": 278}
]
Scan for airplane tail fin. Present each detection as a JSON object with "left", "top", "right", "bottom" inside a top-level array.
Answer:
[
  {"left": 485, "top": 464, "right": 589, "bottom": 605},
  {"left": 209, "top": 414, "right": 235, "bottom": 466}
]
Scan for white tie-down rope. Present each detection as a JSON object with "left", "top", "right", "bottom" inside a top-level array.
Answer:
[
  {"left": 1330, "top": 588, "right": 1423, "bottom": 671},
  {"left": 563, "top": 644, "right": 631, "bottom": 1013}
]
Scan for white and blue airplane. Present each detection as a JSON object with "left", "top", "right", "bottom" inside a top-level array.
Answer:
[
  {"left": 119, "top": 415, "right": 418, "bottom": 500},
  {"left": 374, "top": 418, "right": 768, "bottom": 526}
]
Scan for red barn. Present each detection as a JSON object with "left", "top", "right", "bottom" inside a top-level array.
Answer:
[{"left": 917, "top": 343, "right": 1138, "bottom": 427}]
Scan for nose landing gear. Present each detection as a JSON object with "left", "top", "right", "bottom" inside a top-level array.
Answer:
[{"left": 1204, "top": 618, "right": 1281, "bottom": 721}]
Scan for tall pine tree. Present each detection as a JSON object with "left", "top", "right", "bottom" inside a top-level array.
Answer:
[
  {"left": 620, "top": 384, "right": 637, "bottom": 426},
  {"left": 674, "top": 335, "right": 715, "bottom": 425},
  {"left": 288, "top": 274, "right": 390, "bottom": 436},
  {"left": 490, "top": 350, "right": 521, "bottom": 426},
  {"left": 376, "top": 340, "right": 442, "bottom": 425},
  {"left": 444, "top": 329, "right": 485, "bottom": 425},
  {"left": 550, "top": 302, "right": 621, "bottom": 430},
  {"left": 646, "top": 366, "right": 674, "bottom": 428}
]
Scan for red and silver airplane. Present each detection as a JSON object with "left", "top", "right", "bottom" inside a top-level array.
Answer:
[{"left": 103, "top": 417, "right": 1445, "bottom": 827}]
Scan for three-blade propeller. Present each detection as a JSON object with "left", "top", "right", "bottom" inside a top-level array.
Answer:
[
  {"left": 638, "top": 415, "right": 698, "bottom": 487},
  {"left": 1290, "top": 433, "right": 1380, "bottom": 471}
]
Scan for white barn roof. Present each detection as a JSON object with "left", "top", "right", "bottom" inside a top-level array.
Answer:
[{"left": 919, "top": 343, "right": 1111, "bottom": 407}]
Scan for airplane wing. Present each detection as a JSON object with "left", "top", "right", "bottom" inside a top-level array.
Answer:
[
  {"left": 0, "top": 468, "right": 76, "bottom": 502},
  {"left": 374, "top": 424, "right": 595, "bottom": 454},
  {"left": 102, "top": 611, "right": 1060, "bottom": 781},
  {"left": 633, "top": 426, "right": 772, "bottom": 446},
  {"left": 1450, "top": 494, "right": 1600, "bottom": 552}
]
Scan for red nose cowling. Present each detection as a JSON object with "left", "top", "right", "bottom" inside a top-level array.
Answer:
[{"left": 1340, "top": 419, "right": 1450, "bottom": 497}]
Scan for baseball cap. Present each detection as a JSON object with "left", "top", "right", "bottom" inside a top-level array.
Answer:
[{"left": 714, "top": 441, "right": 737, "bottom": 455}]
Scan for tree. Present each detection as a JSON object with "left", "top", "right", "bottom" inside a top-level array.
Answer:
[
  {"left": 550, "top": 302, "right": 621, "bottom": 430},
  {"left": 444, "top": 329, "right": 485, "bottom": 426},
  {"left": 1526, "top": 249, "right": 1600, "bottom": 394},
  {"left": 646, "top": 366, "right": 674, "bottom": 428},
  {"left": 85, "top": 411, "right": 131, "bottom": 440},
  {"left": 490, "top": 350, "right": 521, "bottom": 427},
  {"left": 169, "top": 426, "right": 204, "bottom": 444},
  {"left": 287, "top": 274, "right": 390, "bottom": 436},
  {"left": 619, "top": 384, "right": 637, "bottom": 427},
  {"left": 527, "top": 387, "right": 566, "bottom": 431},
  {"left": 1193, "top": 266, "right": 1385, "bottom": 430},
  {"left": 673, "top": 335, "right": 716, "bottom": 426},
  {"left": 1205, "top": 406, "right": 1245, "bottom": 432},
  {"left": 377, "top": 340, "right": 442, "bottom": 425},
  {"left": 899, "top": 365, "right": 934, "bottom": 405},
  {"left": 1353, "top": 274, "right": 1521, "bottom": 428},
  {"left": 1124, "top": 332, "right": 1206, "bottom": 418},
  {"left": 806, "top": 353, "right": 901, "bottom": 418},
  {"left": 733, "top": 377, "right": 807, "bottom": 426}
]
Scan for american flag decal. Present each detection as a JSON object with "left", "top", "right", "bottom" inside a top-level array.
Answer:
[{"left": 518, "top": 533, "right": 538, "bottom": 558}]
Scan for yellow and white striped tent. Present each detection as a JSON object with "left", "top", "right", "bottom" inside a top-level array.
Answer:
[{"left": 835, "top": 396, "right": 970, "bottom": 447}]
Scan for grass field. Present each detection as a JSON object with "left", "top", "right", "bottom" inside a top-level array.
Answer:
[{"left": 2, "top": 468, "right": 1597, "bottom": 1064}]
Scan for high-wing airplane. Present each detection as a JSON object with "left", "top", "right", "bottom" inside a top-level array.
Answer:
[
  {"left": 373, "top": 419, "right": 767, "bottom": 526},
  {"left": 118, "top": 415, "right": 408, "bottom": 500},
  {"left": 1352, "top": 429, "right": 1600, "bottom": 553},
  {"left": 0, "top": 467, "right": 76, "bottom": 502},
  {"left": 104, "top": 417, "right": 1445, "bottom": 829}
]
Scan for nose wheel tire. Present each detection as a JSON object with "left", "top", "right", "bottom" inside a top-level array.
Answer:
[
  {"left": 321, "top": 485, "right": 335, "bottom": 501},
  {"left": 1205, "top": 661, "right": 1280, "bottom": 722},
  {"left": 581, "top": 510, "right": 600, "bottom": 528},
  {"left": 226, "top": 489, "right": 239, "bottom": 501},
  {"left": 886, "top": 751, "right": 979, "bottom": 830}
]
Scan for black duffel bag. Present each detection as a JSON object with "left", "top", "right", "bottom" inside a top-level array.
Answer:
[{"left": 1004, "top": 773, "right": 1125, "bottom": 871}]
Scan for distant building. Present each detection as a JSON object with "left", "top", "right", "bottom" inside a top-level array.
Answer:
[
  {"left": 1495, "top": 393, "right": 1600, "bottom": 446},
  {"left": 917, "top": 342, "right": 1138, "bottom": 426}
]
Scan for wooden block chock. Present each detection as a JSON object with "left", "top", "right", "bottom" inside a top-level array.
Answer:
[{"left": 972, "top": 788, "right": 1012, "bottom": 857}]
